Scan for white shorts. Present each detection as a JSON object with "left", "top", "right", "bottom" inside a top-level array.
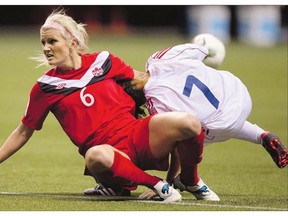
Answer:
[{"left": 203, "top": 81, "right": 252, "bottom": 145}]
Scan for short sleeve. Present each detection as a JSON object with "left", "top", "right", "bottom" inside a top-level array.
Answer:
[
  {"left": 106, "top": 53, "right": 135, "bottom": 80},
  {"left": 22, "top": 83, "right": 50, "bottom": 130}
]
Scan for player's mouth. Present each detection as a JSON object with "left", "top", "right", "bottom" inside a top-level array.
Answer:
[{"left": 45, "top": 53, "right": 54, "bottom": 61}]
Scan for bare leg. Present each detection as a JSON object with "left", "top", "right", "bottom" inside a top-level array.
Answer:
[{"left": 149, "top": 112, "right": 203, "bottom": 186}]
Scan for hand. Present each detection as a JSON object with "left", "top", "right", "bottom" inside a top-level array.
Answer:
[{"left": 138, "top": 189, "right": 158, "bottom": 200}]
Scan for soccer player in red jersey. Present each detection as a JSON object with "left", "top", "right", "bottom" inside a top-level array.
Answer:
[{"left": 0, "top": 10, "right": 210, "bottom": 202}]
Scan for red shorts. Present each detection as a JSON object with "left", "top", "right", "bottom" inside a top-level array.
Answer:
[
  {"left": 84, "top": 116, "right": 169, "bottom": 177},
  {"left": 84, "top": 116, "right": 169, "bottom": 189}
]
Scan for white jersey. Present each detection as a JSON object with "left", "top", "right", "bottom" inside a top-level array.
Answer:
[{"left": 145, "top": 43, "right": 252, "bottom": 143}]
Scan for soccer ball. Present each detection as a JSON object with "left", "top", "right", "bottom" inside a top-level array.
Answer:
[{"left": 191, "top": 33, "right": 226, "bottom": 68}]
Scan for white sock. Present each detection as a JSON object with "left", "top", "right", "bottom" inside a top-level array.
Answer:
[{"left": 232, "top": 121, "right": 265, "bottom": 144}]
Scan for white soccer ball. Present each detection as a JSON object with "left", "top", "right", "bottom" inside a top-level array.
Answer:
[{"left": 191, "top": 33, "right": 226, "bottom": 68}]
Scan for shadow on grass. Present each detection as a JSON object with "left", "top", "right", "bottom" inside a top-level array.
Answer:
[{"left": 0, "top": 191, "right": 143, "bottom": 202}]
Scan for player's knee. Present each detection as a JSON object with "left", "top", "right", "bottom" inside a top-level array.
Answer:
[{"left": 85, "top": 144, "right": 114, "bottom": 172}]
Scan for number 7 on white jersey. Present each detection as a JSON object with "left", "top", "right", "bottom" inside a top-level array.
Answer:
[{"left": 183, "top": 75, "right": 219, "bottom": 109}]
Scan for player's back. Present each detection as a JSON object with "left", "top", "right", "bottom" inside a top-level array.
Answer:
[{"left": 145, "top": 44, "right": 249, "bottom": 128}]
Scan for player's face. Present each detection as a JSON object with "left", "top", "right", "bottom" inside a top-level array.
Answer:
[{"left": 40, "top": 28, "right": 71, "bottom": 69}]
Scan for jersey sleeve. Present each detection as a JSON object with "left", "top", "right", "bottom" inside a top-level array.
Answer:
[
  {"left": 22, "top": 83, "right": 50, "bottom": 130},
  {"left": 106, "top": 53, "right": 135, "bottom": 80}
]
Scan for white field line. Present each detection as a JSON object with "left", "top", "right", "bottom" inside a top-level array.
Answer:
[
  {"left": 133, "top": 200, "right": 287, "bottom": 211},
  {"left": 0, "top": 191, "right": 286, "bottom": 211}
]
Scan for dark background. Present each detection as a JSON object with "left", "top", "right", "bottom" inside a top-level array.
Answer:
[{"left": 0, "top": 5, "right": 287, "bottom": 39}]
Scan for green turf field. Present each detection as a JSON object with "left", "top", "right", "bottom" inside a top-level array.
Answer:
[{"left": 0, "top": 29, "right": 287, "bottom": 212}]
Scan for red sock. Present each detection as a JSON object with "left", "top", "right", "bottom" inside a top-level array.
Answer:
[
  {"left": 110, "top": 151, "right": 160, "bottom": 188},
  {"left": 177, "top": 130, "right": 204, "bottom": 186}
]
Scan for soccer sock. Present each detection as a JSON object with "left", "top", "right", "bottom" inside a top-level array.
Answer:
[
  {"left": 177, "top": 130, "right": 204, "bottom": 186},
  {"left": 232, "top": 121, "right": 265, "bottom": 144},
  {"left": 110, "top": 151, "right": 160, "bottom": 188}
]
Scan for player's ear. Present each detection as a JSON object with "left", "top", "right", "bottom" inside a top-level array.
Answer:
[{"left": 69, "top": 38, "right": 78, "bottom": 49}]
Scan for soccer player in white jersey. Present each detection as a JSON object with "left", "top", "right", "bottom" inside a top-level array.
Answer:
[
  {"left": 143, "top": 43, "right": 256, "bottom": 145},
  {"left": 130, "top": 42, "right": 288, "bottom": 200},
  {"left": 138, "top": 43, "right": 287, "bottom": 163}
]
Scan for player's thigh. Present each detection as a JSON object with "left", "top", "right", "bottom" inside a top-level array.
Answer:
[{"left": 149, "top": 112, "right": 201, "bottom": 158}]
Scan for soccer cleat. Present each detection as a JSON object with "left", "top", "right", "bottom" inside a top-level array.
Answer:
[
  {"left": 261, "top": 131, "right": 288, "bottom": 168},
  {"left": 153, "top": 180, "right": 182, "bottom": 203},
  {"left": 173, "top": 175, "right": 220, "bottom": 201},
  {"left": 83, "top": 184, "right": 131, "bottom": 196}
]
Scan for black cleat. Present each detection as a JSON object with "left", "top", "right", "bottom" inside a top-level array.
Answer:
[
  {"left": 83, "top": 185, "right": 131, "bottom": 196},
  {"left": 261, "top": 131, "right": 288, "bottom": 168}
]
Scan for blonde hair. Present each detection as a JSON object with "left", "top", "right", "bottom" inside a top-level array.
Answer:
[{"left": 31, "top": 9, "right": 89, "bottom": 67}]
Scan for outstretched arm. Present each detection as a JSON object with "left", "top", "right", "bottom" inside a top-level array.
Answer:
[{"left": 0, "top": 122, "right": 34, "bottom": 163}]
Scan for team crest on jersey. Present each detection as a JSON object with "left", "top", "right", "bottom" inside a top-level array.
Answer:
[
  {"left": 55, "top": 83, "right": 66, "bottom": 89},
  {"left": 92, "top": 67, "right": 104, "bottom": 76}
]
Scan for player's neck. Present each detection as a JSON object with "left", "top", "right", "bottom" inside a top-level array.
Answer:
[{"left": 57, "top": 54, "right": 82, "bottom": 72}]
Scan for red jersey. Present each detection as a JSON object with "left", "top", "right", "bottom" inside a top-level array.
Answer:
[{"left": 22, "top": 51, "right": 137, "bottom": 156}]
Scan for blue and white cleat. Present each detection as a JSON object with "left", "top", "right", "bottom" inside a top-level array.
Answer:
[
  {"left": 153, "top": 180, "right": 182, "bottom": 203},
  {"left": 173, "top": 175, "right": 220, "bottom": 201}
]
